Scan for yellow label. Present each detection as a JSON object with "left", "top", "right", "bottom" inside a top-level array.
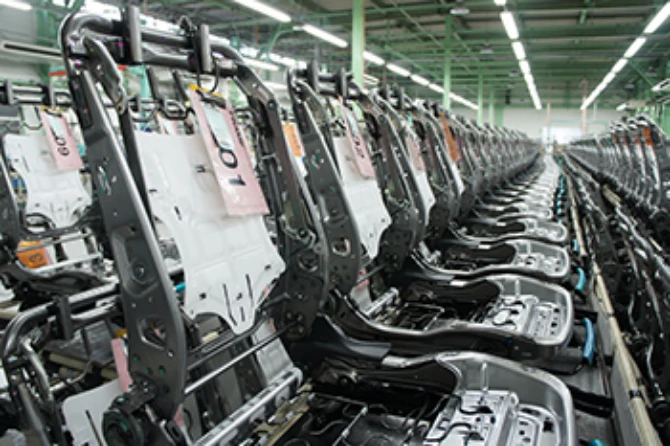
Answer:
[
  {"left": 439, "top": 114, "right": 461, "bottom": 163},
  {"left": 283, "top": 123, "right": 305, "bottom": 158},
  {"left": 17, "top": 240, "right": 51, "bottom": 269}
]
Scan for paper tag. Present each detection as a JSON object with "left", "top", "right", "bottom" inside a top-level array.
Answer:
[
  {"left": 341, "top": 103, "right": 376, "bottom": 178},
  {"left": 355, "top": 268, "right": 369, "bottom": 291},
  {"left": 283, "top": 122, "right": 304, "bottom": 158},
  {"left": 439, "top": 114, "right": 461, "bottom": 163},
  {"left": 17, "top": 240, "right": 51, "bottom": 269},
  {"left": 40, "top": 111, "right": 84, "bottom": 170},
  {"left": 190, "top": 89, "right": 269, "bottom": 216},
  {"left": 405, "top": 131, "right": 426, "bottom": 171},
  {"left": 158, "top": 115, "right": 178, "bottom": 135}
]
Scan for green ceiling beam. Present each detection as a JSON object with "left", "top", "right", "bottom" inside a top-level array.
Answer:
[
  {"left": 628, "top": 60, "right": 656, "bottom": 87},
  {"left": 381, "top": 32, "right": 670, "bottom": 48},
  {"left": 477, "top": 72, "right": 484, "bottom": 124},
  {"left": 489, "top": 89, "right": 494, "bottom": 124},
  {"left": 351, "top": 0, "right": 364, "bottom": 86},
  {"left": 443, "top": 16, "right": 452, "bottom": 110},
  {"left": 196, "top": 1, "right": 656, "bottom": 31}
]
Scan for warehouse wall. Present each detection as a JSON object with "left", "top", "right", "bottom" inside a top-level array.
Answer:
[
  {"left": 0, "top": 7, "right": 41, "bottom": 81},
  {"left": 452, "top": 106, "right": 623, "bottom": 143}
]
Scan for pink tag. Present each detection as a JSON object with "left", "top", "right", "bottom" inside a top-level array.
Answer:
[
  {"left": 40, "top": 111, "right": 83, "bottom": 170},
  {"left": 111, "top": 338, "right": 132, "bottom": 392},
  {"left": 355, "top": 268, "right": 369, "bottom": 291},
  {"left": 341, "top": 103, "right": 376, "bottom": 178},
  {"left": 405, "top": 133, "right": 426, "bottom": 171},
  {"left": 191, "top": 91, "right": 269, "bottom": 216}
]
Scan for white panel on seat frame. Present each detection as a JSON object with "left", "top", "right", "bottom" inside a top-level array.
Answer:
[
  {"left": 62, "top": 379, "right": 123, "bottom": 446},
  {"left": 136, "top": 133, "right": 285, "bottom": 334},
  {"left": 403, "top": 138, "right": 436, "bottom": 224},
  {"left": 4, "top": 133, "right": 90, "bottom": 228},
  {"left": 333, "top": 137, "right": 391, "bottom": 260}
]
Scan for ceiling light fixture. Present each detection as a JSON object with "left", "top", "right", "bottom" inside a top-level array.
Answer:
[
  {"left": 611, "top": 58, "right": 628, "bottom": 73},
  {"left": 511, "top": 41, "right": 525, "bottom": 60},
  {"left": 411, "top": 74, "right": 431, "bottom": 86},
  {"left": 494, "top": 0, "right": 507, "bottom": 5},
  {"left": 269, "top": 53, "right": 301, "bottom": 67},
  {"left": 480, "top": 43, "right": 494, "bottom": 55},
  {"left": 450, "top": 92, "right": 479, "bottom": 110},
  {"left": 387, "top": 63, "right": 411, "bottom": 77},
  {"left": 451, "top": 0, "right": 470, "bottom": 15},
  {"left": 363, "top": 51, "right": 385, "bottom": 66},
  {"left": 500, "top": 11, "right": 519, "bottom": 39},
  {"left": 623, "top": 37, "right": 646, "bottom": 58},
  {"left": 519, "top": 60, "right": 531, "bottom": 75},
  {"left": 652, "top": 78, "right": 670, "bottom": 92},
  {"left": 644, "top": 2, "right": 670, "bottom": 34},
  {"left": 581, "top": 22, "right": 654, "bottom": 109},
  {"left": 233, "top": 0, "right": 291, "bottom": 23},
  {"left": 523, "top": 72, "right": 534, "bottom": 86},
  {"left": 363, "top": 74, "right": 380, "bottom": 85},
  {"left": 298, "top": 24, "right": 348, "bottom": 48},
  {"left": 429, "top": 83, "right": 444, "bottom": 94}
]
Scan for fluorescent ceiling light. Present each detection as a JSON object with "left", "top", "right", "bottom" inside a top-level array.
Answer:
[
  {"left": 299, "top": 24, "right": 348, "bottom": 48},
  {"left": 593, "top": 82, "right": 607, "bottom": 95},
  {"left": 511, "top": 41, "right": 526, "bottom": 60},
  {"left": 500, "top": 11, "right": 519, "bottom": 40},
  {"left": 644, "top": 2, "right": 670, "bottom": 34},
  {"left": 652, "top": 78, "right": 670, "bottom": 92},
  {"left": 411, "top": 74, "right": 431, "bottom": 86},
  {"left": 611, "top": 58, "right": 628, "bottom": 73},
  {"left": 602, "top": 72, "right": 615, "bottom": 85},
  {"left": 450, "top": 92, "right": 479, "bottom": 110},
  {"left": 364, "top": 73, "right": 380, "bottom": 85},
  {"left": 269, "top": 53, "right": 301, "bottom": 67},
  {"left": 523, "top": 72, "right": 534, "bottom": 86},
  {"left": 519, "top": 60, "right": 530, "bottom": 75},
  {"left": 494, "top": 0, "right": 507, "bottom": 5},
  {"left": 0, "top": 0, "right": 32, "bottom": 10},
  {"left": 244, "top": 58, "right": 280, "bottom": 71},
  {"left": 429, "top": 83, "right": 444, "bottom": 94},
  {"left": 387, "top": 63, "right": 411, "bottom": 77},
  {"left": 363, "top": 51, "right": 385, "bottom": 66},
  {"left": 531, "top": 93, "right": 542, "bottom": 110},
  {"left": 623, "top": 37, "right": 646, "bottom": 58},
  {"left": 233, "top": 0, "right": 291, "bottom": 23},
  {"left": 616, "top": 102, "right": 628, "bottom": 111},
  {"left": 451, "top": 0, "right": 469, "bottom": 15}
]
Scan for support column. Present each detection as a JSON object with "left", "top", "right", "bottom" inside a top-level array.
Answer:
[
  {"left": 488, "top": 89, "right": 495, "bottom": 124},
  {"left": 581, "top": 79, "right": 587, "bottom": 135},
  {"left": 477, "top": 72, "right": 484, "bottom": 124},
  {"left": 351, "top": 0, "right": 365, "bottom": 86},
  {"left": 495, "top": 104, "right": 504, "bottom": 126},
  {"left": 662, "top": 104, "right": 670, "bottom": 134},
  {"left": 442, "top": 16, "right": 452, "bottom": 109}
]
